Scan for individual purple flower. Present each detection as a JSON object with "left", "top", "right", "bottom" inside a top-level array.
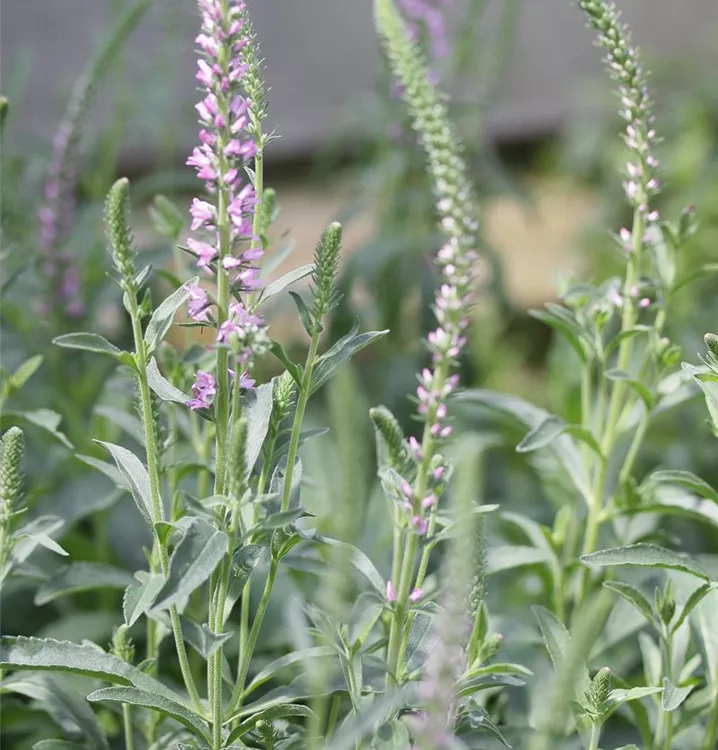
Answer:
[
  {"left": 397, "top": 0, "right": 453, "bottom": 83},
  {"left": 186, "top": 280, "right": 211, "bottom": 322},
  {"left": 409, "top": 587, "right": 425, "bottom": 603},
  {"left": 187, "top": 238, "right": 217, "bottom": 271},
  {"left": 187, "top": 370, "right": 217, "bottom": 410}
]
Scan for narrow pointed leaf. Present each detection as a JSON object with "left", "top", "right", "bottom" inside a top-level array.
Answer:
[
  {"left": 244, "top": 647, "right": 333, "bottom": 697},
  {"left": 53, "top": 333, "right": 122, "bottom": 358},
  {"left": 259, "top": 264, "right": 314, "bottom": 304},
  {"left": 609, "top": 686, "right": 663, "bottom": 705},
  {"left": 581, "top": 544, "right": 712, "bottom": 581},
  {"left": 661, "top": 678, "right": 692, "bottom": 711},
  {"left": 146, "top": 357, "right": 189, "bottom": 403},
  {"left": 95, "top": 441, "right": 155, "bottom": 527},
  {"left": 487, "top": 545, "right": 553, "bottom": 574},
  {"left": 6, "top": 409, "right": 73, "bottom": 449},
  {"left": 151, "top": 517, "right": 228, "bottom": 611},
  {"left": 0, "top": 636, "right": 180, "bottom": 701},
  {"left": 123, "top": 571, "right": 164, "bottom": 626},
  {"left": 603, "top": 581, "right": 657, "bottom": 628},
  {"left": 35, "top": 563, "right": 135, "bottom": 605},
  {"left": 311, "top": 328, "right": 389, "bottom": 395},
  {"left": 87, "top": 686, "right": 209, "bottom": 740},
  {"left": 225, "top": 704, "right": 313, "bottom": 743},
  {"left": 244, "top": 382, "right": 274, "bottom": 475},
  {"left": 144, "top": 279, "right": 195, "bottom": 353},
  {"left": 671, "top": 582, "right": 718, "bottom": 633},
  {"left": 650, "top": 469, "right": 718, "bottom": 505}
]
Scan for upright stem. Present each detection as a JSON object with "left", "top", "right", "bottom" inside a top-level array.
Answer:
[
  {"left": 588, "top": 722, "right": 601, "bottom": 750},
  {"left": 703, "top": 672, "right": 718, "bottom": 750},
  {"left": 281, "top": 329, "right": 321, "bottom": 512},
  {"left": 127, "top": 295, "right": 203, "bottom": 714},
  {"left": 578, "top": 203, "right": 645, "bottom": 607},
  {"left": 386, "top": 359, "right": 449, "bottom": 685},
  {"left": 123, "top": 704, "right": 135, "bottom": 750}
]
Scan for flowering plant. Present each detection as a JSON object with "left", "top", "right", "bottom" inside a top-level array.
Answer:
[{"left": 2, "top": 2, "right": 718, "bottom": 750}]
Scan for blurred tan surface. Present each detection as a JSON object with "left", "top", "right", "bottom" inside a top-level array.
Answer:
[{"left": 140, "top": 175, "right": 596, "bottom": 348}]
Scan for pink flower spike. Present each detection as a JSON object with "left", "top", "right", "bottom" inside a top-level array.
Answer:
[
  {"left": 409, "top": 588, "right": 424, "bottom": 603},
  {"left": 638, "top": 297, "right": 651, "bottom": 308},
  {"left": 386, "top": 581, "right": 396, "bottom": 602}
]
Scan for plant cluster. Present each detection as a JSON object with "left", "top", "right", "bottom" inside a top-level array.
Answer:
[{"left": 1, "top": 1, "right": 717, "bottom": 750}]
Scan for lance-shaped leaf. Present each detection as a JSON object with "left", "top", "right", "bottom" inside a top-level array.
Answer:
[
  {"left": 123, "top": 570, "right": 164, "bottom": 626},
  {"left": 2, "top": 674, "right": 109, "bottom": 749},
  {"left": 310, "top": 322, "right": 388, "bottom": 395},
  {"left": 35, "top": 563, "right": 135, "bottom": 605},
  {"left": 53, "top": 333, "right": 122, "bottom": 359},
  {"left": 243, "top": 646, "right": 334, "bottom": 698},
  {"left": 661, "top": 678, "right": 692, "bottom": 711},
  {"left": 259, "top": 264, "right": 314, "bottom": 305},
  {"left": 87, "top": 686, "right": 209, "bottom": 741},
  {"left": 603, "top": 581, "right": 658, "bottom": 629},
  {"left": 244, "top": 381, "right": 274, "bottom": 475},
  {"left": 0, "top": 636, "right": 181, "bottom": 702},
  {"left": 4, "top": 409, "right": 73, "bottom": 450},
  {"left": 487, "top": 545, "right": 553, "bottom": 574},
  {"left": 581, "top": 544, "right": 712, "bottom": 581},
  {"left": 95, "top": 440, "right": 155, "bottom": 527},
  {"left": 144, "top": 279, "right": 196, "bottom": 354},
  {"left": 146, "top": 357, "right": 190, "bottom": 403},
  {"left": 11, "top": 516, "right": 67, "bottom": 563},
  {"left": 650, "top": 469, "right": 718, "bottom": 505},
  {"left": 151, "top": 517, "right": 228, "bottom": 611}
]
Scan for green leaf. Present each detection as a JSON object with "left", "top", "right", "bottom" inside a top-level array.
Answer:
[
  {"left": 661, "top": 678, "right": 692, "bottom": 711},
  {"left": 289, "top": 290, "right": 314, "bottom": 336},
  {"left": 457, "top": 389, "right": 589, "bottom": 502},
  {"left": 144, "top": 279, "right": 195, "bottom": 354},
  {"left": 605, "top": 368, "right": 654, "bottom": 408},
  {"left": 53, "top": 333, "right": 122, "bottom": 358},
  {"left": 244, "top": 382, "right": 274, "bottom": 475},
  {"left": 269, "top": 340, "right": 303, "bottom": 387},
  {"left": 457, "top": 673, "right": 526, "bottom": 698},
  {"left": 259, "top": 264, "right": 314, "bottom": 304},
  {"left": 311, "top": 324, "right": 389, "bottom": 395},
  {"left": 581, "top": 544, "right": 712, "bottom": 581},
  {"left": 95, "top": 406, "right": 145, "bottom": 446},
  {"left": 370, "top": 720, "right": 411, "bottom": 750},
  {"left": 603, "top": 581, "right": 657, "bottom": 628},
  {"left": 11, "top": 516, "right": 68, "bottom": 563},
  {"left": 671, "top": 582, "right": 718, "bottom": 633},
  {"left": 123, "top": 571, "right": 164, "bottom": 626},
  {"left": 529, "top": 307, "right": 588, "bottom": 362},
  {"left": 224, "top": 704, "right": 313, "bottom": 744},
  {"left": 650, "top": 470, "right": 718, "bottom": 505},
  {"left": 5, "top": 409, "right": 73, "bottom": 449},
  {"left": 487, "top": 545, "right": 553, "bottom": 574},
  {"left": 35, "top": 563, "right": 135, "bottom": 605},
  {"left": 76, "top": 454, "right": 129, "bottom": 491},
  {"left": 1, "top": 674, "right": 109, "bottom": 750},
  {"left": 95, "top": 441, "right": 155, "bottom": 527},
  {"left": 87, "top": 686, "right": 209, "bottom": 741},
  {"left": 0, "top": 636, "right": 181, "bottom": 701},
  {"left": 609, "top": 686, "right": 663, "bottom": 706},
  {"left": 33, "top": 741, "right": 88, "bottom": 750},
  {"left": 243, "top": 647, "right": 333, "bottom": 697},
  {"left": 317, "top": 535, "right": 385, "bottom": 595},
  {"left": 151, "top": 517, "right": 228, "bottom": 611},
  {"left": 532, "top": 605, "right": 591, "bottom": 696},
  {"left": 146, "top": 357, "right": 190, "bottom": 403},
  {"left": 10, "top": 355, "right": 44, "bottom": 389},
  {"left": 605, "top": 325, "right": 651, "bottom": 357}
]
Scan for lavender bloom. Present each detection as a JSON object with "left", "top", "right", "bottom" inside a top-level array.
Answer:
[
  {"left": 187, "top": 370, "right": 217, "bottom": 410},
  {"left": 185, "top": 0, "right": 268, "bottom": 408},
  {"left": 397, "top": 0, "right": 453, "bottom": 83},
  {"left": 37, "top": 86, "right": 86, "bottom": 318}
]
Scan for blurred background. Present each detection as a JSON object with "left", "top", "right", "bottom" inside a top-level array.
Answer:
[{"left": 3, "top": 5, "right": 718, "bottom": 745}]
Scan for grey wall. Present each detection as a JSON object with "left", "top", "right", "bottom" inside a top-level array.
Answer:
[{"left": 2, "top": 0, "right": 717, "bottom": 165}]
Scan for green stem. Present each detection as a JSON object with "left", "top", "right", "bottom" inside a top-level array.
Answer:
[
  {"left": 127, "top": 293, "right": 203, "bottom": 715},
  {"left": 281, "top": 330, "right": 321, "bottom": 512},
  {"left": 386, "top": 360, "right": 449, "bottom": 686},
  {"left": 123, "top": 704, "right": 135, "bottom": 750},
  {"left": 588, "top": 722, "right": 601, "bottom": 750},
  {"left": 227, "top": 559, "right": 278, "bottom": 713},
  {"left": 577, "top": 202, "right": 646, "bottom": 608},
  {"left": 703, "top": 676, "right": 718, "bottom": 750}
]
